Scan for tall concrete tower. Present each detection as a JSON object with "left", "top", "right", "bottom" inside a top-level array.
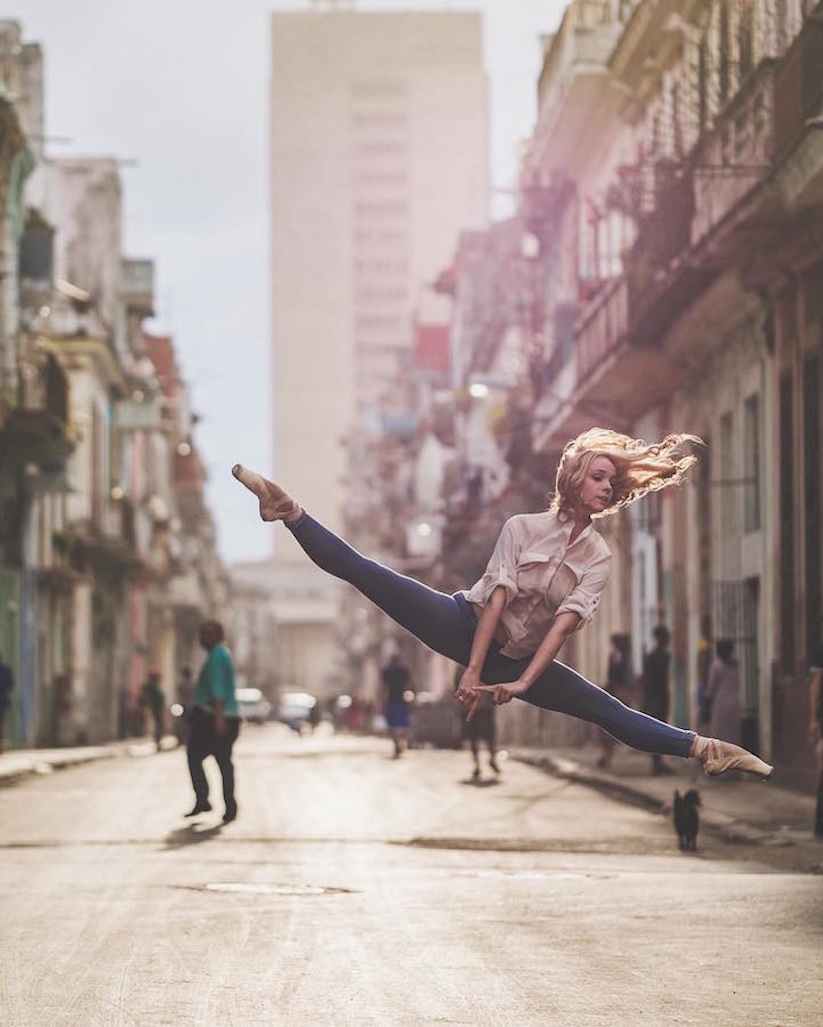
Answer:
[{"left": 269, "top": 6, "right": 489, "bottom": 695}]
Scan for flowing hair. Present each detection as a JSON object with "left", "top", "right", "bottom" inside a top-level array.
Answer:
[{"left": 550, "top": 427, "right": 703, "bottom": 521}]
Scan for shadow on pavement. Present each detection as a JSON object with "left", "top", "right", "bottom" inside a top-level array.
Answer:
[{"left": 161, "top": 823, "right": 222, "bottom": 850}]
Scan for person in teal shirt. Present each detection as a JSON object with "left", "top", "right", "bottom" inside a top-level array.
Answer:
[{"left": 185, "top": 619, "right": 240, "bottom": 823}]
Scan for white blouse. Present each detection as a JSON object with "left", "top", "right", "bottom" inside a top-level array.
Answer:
[{"left": 463, "top": 509, "right": 612, "bottom": 659}]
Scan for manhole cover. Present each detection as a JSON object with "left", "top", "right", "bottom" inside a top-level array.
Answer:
[{"left": 203, "top": 882, "right": 352, "bottom": 896}]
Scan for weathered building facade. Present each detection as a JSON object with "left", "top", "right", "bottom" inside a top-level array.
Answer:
[{"left": 0, "top": 22, "right": 228, "bottom": 749}]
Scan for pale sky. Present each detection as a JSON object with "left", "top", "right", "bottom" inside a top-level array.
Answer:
[{"left": 12, "top": 0, "right": 564, "bottom": 563}]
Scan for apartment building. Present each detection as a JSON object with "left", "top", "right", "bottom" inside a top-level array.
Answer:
[{"left": 269, "top": 8, "right": 489, "bottom": 698}]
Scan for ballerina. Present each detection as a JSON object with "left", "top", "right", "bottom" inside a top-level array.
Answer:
[{"left": 232, "top": 427, "right": 773, "bottom": 780}]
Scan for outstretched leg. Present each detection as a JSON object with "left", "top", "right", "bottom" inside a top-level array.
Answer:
[
  {"left": 479, "top": 650, "right": 773, "bottom": 777},
  {"left": 232, "top": 465, "right": 472, "bottom": 665}
]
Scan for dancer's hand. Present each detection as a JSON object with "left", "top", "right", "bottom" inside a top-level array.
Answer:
[
  {"left": 455, "top": 668, "right": 481, "bottom": 718},
  {"left": 477, "top": 679, "right": 532, "bottom": 706}
]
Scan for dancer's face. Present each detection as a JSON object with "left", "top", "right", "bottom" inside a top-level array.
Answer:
[{"left": 578, "top": 455, "right": 616, "bottom": 518}]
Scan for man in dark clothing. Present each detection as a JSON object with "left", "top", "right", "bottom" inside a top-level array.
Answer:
[
  {"left": 380, "top": 652, "right": 413, "bottom": 758},
  {"left": 140, "top": 670, "right": 165, "bottom": 747},
  {"left": 642, "top": 625, "right": 673, "bottom": 776},
  {"left": 808, "top": 642, "right": 823, "bottom": 839},
  {"left": 186, "top": 620, "right": 240, "bottom": 823}
]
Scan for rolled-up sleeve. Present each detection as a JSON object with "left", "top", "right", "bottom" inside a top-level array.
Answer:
[
  {"left": 466, "top": 518, "right": 520, "bottom": 606},
  {"left": 555, "top": 549, "right": 612, "bottom": 629}
]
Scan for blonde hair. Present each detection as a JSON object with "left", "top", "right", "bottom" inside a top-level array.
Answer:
[{"left": 551, "top": 427, "right": 702, "bottom": 521}]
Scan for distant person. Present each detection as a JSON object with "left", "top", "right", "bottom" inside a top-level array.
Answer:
[
  {"left": 140, "top": 669, "right": 165, "bottom": 748},
  {"left": 380, "top": 652, "right": 413, "bottom": 758},
  {"left": 186, "top": 620, "right": 240, "bottom": 824},
  {"left": 706, "top": 639, "right": 741, "bottom": 746},
  {"left": 454, "top": 664, "right": 500, "bottom": 782},
  {"left": 597, "top": 633, "right": 631, "bottom": 770},
  {"left": 695, "top": 614, "right": 713, "bottom": 729},
  {"left": 642, "top": 625, "right": 673, "bottom": 776},
  {"left": 175, "top": 665, "right": 195, "bottom": 744},
  {"left": 0, "top": 653, "right": 13, "bottom": 753},
  {"left": 178, "top": 665, "right": 194, "bottom": 713},
  {"left": 807, "top": 640, "right": 823, "bottom": 840}
]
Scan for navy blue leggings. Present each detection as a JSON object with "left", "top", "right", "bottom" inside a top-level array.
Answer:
[{"left": 287, "top": 512, "right": 695, "bottom": 758}]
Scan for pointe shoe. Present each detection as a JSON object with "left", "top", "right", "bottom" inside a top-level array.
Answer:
[
  {"left": 693, "top": 736, "right": 773, "bottom": 780},
  {"left": 232, "top": 464, "right": 301, "bottom": 522}
]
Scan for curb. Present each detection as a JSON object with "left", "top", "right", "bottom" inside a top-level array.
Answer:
[
  {"left": 0, "top": 736, "right": 180, "bottom": 788},
  {"left": 513, "top": 750, "right": 773, "bottom": 846}
]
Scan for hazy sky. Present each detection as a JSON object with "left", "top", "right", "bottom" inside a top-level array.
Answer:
[{"left": 13, "top": 0, "right": 564, "bottom": 563}]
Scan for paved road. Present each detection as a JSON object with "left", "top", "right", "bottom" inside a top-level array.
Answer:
[{"left": 1, "top": 725, "right": 820, "bottom": 1026}]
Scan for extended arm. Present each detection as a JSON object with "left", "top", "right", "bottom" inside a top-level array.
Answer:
[{"left": 455, "top": 586, "right": 507, "bottom": 708}]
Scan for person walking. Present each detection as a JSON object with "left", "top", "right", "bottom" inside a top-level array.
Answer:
[
  {"left": 186, "top": 620, "right": 241, "bottom": 824},
  {"left": 232, "top": 427, "right": 772, "bottom": 782},
  {"left": 597, "top": 633, "right": 631, "bottom": 769},
  {"left": 0, "top": 653, "right": 13, "bottom": 753},
  {"left": 380, "top": 651, "right": 413, "bottom": 758},
  {"left": 454, "top": 665, "right": 500, "bottom": 782},
  {"left": 808, "top": 641, "right": 823, "bottom": 839},
  {"left": 706, "top": 639, "right": 741, "bottom": 745},
  {"left": 695, "top": 613, "right": 713, "bottom": 729},
  {"left": 140, "top": 669, "right": 165, "bottom": 748},
  {"left": 641, "top": 625, "right": 673, "bottom": 776}
]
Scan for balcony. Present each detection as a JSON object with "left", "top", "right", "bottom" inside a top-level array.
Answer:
[
  {"left": 533, "top": 1, "right": 623, "bottom": 175},
  {"left": 577, "top": 276, "right": 628, "bottom": 382},
  {"left": 120, "top": 258, "right": 155, "bottom": 318},
  {"left": 772, "top": 6, "right": 823, "bottom": 209},
  {"left": 609, "top": 0, "right": 707, "bottom": 92},
  {"left": 773, "top": 8, "right": 823, "bottom": 163},
  {"left": 692, "top": 61, "right": 776, "bottom": 247},
  {"left": 0, "top": 351, "right": 74, "bottom": 476}
]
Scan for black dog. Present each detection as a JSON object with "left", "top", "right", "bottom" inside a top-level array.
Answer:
[{"left": 673, "top": 789, "right": 701, "bottom": 851}]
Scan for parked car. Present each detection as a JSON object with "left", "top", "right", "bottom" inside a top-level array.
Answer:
[
  {"left": 236, "top": 687, "right": 271, "bottom": 724},
  {"left": 277, "top": 690, "right": 318, "bottom": 734}
]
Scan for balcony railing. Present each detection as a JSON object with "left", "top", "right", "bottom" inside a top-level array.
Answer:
[
  {"left": 692, "top": 60, "right": 775, "bottom": 246},
  {"left": 773, "top": 8, "right": 823, "bottom": 162},
  {"left": 576, "top": 277, "right": 629, "bottom": 383}
]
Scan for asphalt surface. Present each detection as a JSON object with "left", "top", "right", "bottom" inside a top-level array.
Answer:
[{"left": 1, "top": 727, "right": 821, "bottom": 1025}]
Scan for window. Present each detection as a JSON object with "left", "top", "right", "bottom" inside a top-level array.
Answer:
[
  {"left": 743, "top": 394, "right": 761, "bottom": 533},
  {"left": 698, "top": 38, "right": 709, "bottom": 132},
  {"left": 803, "top": 355, "right": 821, "bottom": 651},
  {"left": 779, "top": 372, "right": 795, "bottom": 671},
  {"left": 719, "top": 2, "right": 731, "bottom": 103},
  {"left": 719, "top": 411, "right": 734, "bottom": 546},
  {"left": 738, "top": 2, "right": 754, "bottom": 81}
]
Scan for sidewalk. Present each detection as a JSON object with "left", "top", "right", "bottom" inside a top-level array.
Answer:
[
  {"left": 0, "top": 735, "right": 178, "bottom": 786},
  {"left": 512, "top": 742, "right": 819, "bottom": 849}
]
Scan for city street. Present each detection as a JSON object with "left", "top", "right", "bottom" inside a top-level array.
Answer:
[{"left": 1, "top": 725, "right": 820, "bottom": 1026}]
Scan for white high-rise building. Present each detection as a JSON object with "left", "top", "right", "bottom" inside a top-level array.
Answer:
[{"left": 269, "top": 8, "right": 489, "bottom": 696}]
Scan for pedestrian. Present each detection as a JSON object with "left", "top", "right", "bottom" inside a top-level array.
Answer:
[
  {"left": 641, "top": 625, "right": 674, "bottom": 776},
  {"left": 174, "top": 665, "right": 194, "bottom": 744},
  {"left": 695, "top": 613, "right": 713, "bottom": 729},
  {"left": 807, "top": 640, "right": 823, "bottom": 839},
  {"left": 185, "top": 619, "right": 241, "bottom": 824},
  {"left": 232, "top": 427, "right": 773, "bottom": 781},
  {"left": 0, "top": 652, "right": 13, "bottom": 753},
  {"left": 454, "top": 664, "right": 500, "bottom": 782},
  {"left": 380, "top": 651, "right": 413, "bottom": 758},
  {"left": 706, "top": 639, "right": 741, "bottom": 745},
  {"left": 140, "top": 669, "right": 165, "bottom": 748},
  {"left": 597, "top": 633, "right": 631, "bottom": 769}
]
